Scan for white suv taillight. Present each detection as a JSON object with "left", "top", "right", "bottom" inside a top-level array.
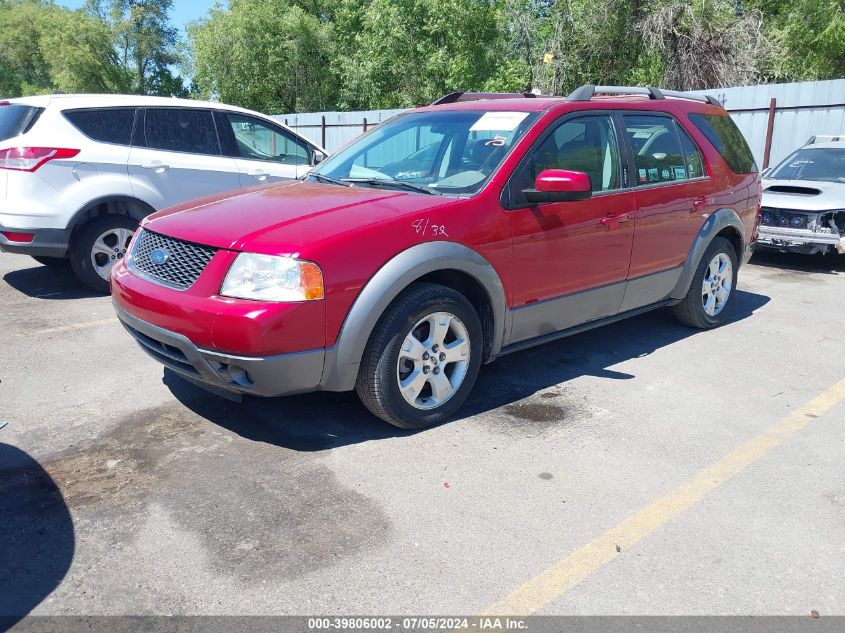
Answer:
[{"left": 0, "top": 147, "right": 80, "bottom": 172}]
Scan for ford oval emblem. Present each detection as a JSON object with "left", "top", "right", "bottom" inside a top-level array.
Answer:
[{"left": 150, "top": 248, "right": 169, "bottom": 265}]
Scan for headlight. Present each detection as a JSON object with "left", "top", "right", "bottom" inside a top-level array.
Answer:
[{"left": 221, "top": 253, "right": 324, "bottom": 302}]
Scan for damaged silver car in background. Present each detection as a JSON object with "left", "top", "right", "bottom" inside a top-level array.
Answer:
[{"left": 758, "top": 135, "right": 845, "bottom": 256}]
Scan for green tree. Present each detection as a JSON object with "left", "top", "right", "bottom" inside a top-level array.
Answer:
[
  {"left": 759, "top": 0, "right": 845, "bottom": 81},
  {"left": 524, "top": 0, "right": 646, "bottom": 95},
  {"left": 638, "top": 0, "right": 771, "bottom": 90},
  {"left": 334, "top": 0, "right": 513, "bottom": 109},
  {"left": 188, "top": 0, "right": 338, "bottom": 113},
  {"left": 0, "top": 0, "right": 127, "bottom": 97},
  {"left": 86, "top": 0, "right": 185, "bottom": 96}
]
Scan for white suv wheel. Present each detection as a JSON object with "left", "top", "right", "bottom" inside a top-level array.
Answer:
[{"left": 90, "top": 227, "right": 134, "bottom": 281}]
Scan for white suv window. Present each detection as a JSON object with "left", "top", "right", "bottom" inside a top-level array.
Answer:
[
  {"left": 143, "top": 108, "right": 220, "bottom": 155},
  {"left": 64, "top": 108, "right": 135, "bottom": 146},
  {"left": 223, "top": 113, "right": 309, "bottom": 165},
  {"left": 0, "top": 104, "right": 43, "bottom": 142}
]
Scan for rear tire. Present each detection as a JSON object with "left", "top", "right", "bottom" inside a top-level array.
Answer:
[
  {"left": 31, "top": 256, "right": 69, "bottom": 268},
  {"left": 673, "top": 237, "right": 738, "bottom": 329},
  {"left": 70, "top": 215, "right": 137, "bottom": 293},
  {"left": 355, "top": 282, "right": 483, "bottom": 429}
]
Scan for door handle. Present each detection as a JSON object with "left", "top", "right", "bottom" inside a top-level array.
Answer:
[
  {"left": 601, "top": 213, "right": 631, "bottom": 228},
  {"left": 248, "top": 170, "right": 269, "bottom": 181},
  {"left": 692, "top": 196, "right": 708, "bottom": 212},
  {"left": 141, "top": 161, "right": 169, "bottom": 172}
]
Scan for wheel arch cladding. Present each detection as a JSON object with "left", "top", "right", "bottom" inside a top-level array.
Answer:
[
  {"left": 321, "top": 241, "right": 507, "bottom": 392},
  {"left": 670, "top": 208, "right": 745, "bottom": 300}
]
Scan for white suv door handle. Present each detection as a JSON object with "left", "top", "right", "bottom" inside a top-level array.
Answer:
[
  {"left": 141, "top": 161, "right": 170, "bottom": 172},
  {"left": 248, "top": 170, "right": 268, "bottom": 181}
]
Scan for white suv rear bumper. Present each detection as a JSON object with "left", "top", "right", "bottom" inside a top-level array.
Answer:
[{"left": 0, "top": 222, "right": 70, "bottom": 257}]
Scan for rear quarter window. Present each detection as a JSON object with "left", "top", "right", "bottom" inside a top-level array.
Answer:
[
  {"left": 63, "top": 108, "right": 135, "bottom": 145},
  {"left": 0, "top": 105, "right": 44, "bottom": 142},
  {"left": 688, "top": 113, "right": 757, "bottom": 174}
]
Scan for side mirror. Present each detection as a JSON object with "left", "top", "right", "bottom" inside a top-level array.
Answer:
[
  {"left": 523, "top": 169, "right": 592, "bottom": 204},
  {"left": 312, "top": 150, "right": 327, "bottom": 166}
]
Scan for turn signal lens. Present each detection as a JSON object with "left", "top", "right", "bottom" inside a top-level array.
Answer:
[{"left": 300, "top": 261, "right": 325, "bottom": 300}]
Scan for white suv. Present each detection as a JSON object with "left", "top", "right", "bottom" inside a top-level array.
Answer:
[{"left": 0, "top": 94, "right": 326, "bottom": 291}]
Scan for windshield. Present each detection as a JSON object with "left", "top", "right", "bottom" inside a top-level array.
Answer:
[
  {"left": 768, "top": 147, "right": 845, "bottom": 183},
  {"left": 0, "top": 104, "right": 43, "bottom": 142},
  {"left": 311, "top": 109, "right": 538, "bottom": 195}
]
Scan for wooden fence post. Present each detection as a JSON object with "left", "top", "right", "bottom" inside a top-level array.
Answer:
[{"left": 763, "top": 98, "right": 777, "bottom": 169}]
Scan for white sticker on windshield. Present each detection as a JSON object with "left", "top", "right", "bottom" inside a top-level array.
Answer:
[{"left": 470, "top": 111, "right": 529, "bottom": 132}]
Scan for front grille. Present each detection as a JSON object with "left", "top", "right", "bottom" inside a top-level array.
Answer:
[{"left": 129, "top": 229, "right": 217, "bottom": 290}]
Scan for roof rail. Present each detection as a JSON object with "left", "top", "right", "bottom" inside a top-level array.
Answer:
[
  {"left": 430, "top": 91, "right": 538, "bottom": 106},
  {"left": 566, "top": 84, "right": 722, "bottom": 106},
  {"left": 662, "top": 89, "right": 723, "bottom": 106}
]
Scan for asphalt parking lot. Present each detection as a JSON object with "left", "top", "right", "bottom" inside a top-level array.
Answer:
[{"left": 1, "top": 249, "right": 844, "bottom": 619}]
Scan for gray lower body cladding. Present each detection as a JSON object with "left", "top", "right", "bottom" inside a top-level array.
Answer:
[
  {"left": 0, "top": 223, "right": 70, "bottom": 257},
  {"left": 113, "top": 303, "right": 325, "bottom": 398}
]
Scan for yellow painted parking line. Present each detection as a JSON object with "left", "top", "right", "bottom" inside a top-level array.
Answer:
[
  {"left": 485, "top": 376, "right": 845, "bottom": 616},
  {"left": 36, "top": 318, "right": 118, "bottom": 335}
]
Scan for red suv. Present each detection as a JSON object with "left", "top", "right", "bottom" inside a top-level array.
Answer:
[{"left": 112, "top": 85, "right": 760, "bottom": 429}]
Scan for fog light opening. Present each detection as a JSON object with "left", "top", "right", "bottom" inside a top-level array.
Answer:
[{"left": 226, "top": 364, "right": 254, "bottom": 388}]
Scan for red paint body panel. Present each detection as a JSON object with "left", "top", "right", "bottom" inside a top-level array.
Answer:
[
  {"left": 113, "top": 95, "right": 759, "bottom": 365},
  {"left": 510, "top": 190, "right": 636, "bottom": 306}
]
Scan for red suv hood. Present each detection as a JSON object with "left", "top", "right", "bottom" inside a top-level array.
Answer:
[{"left": 143, "top": 181, "right": 456, "bottom": 254}]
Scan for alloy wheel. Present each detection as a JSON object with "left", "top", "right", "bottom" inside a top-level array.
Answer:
[
  {"left": 396, "top": 311, "right": 471, "bottom": 410},
  {"left": 701, "top": 252, "right": 733, "bottom": 317},
  {"left": 90, "top": 227, "right": 134, "bottom": 281}
]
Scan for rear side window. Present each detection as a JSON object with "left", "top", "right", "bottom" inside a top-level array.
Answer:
[
  {"left": 64, "top": 108, "right": 135, "bottom": 145},
  {"left": 0, "top": 105, "right": 44, "bottom": 142},
  {"left": 688, "top": 113, "right": 757, "bottom": 174},
  {"left": 143, "top": 108, "right": 219, "bottom": 155},
  {"left": 624, "top": 115, "right": 689, "bottom": 184},
  {"left": 678, "top": 126, "right": 706, "bottom": 179}
]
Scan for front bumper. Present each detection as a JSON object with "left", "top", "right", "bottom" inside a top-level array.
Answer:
[
  {"left": 757, "top": 225, "right": 845, "bottom": 253},
  {"left": 0, "top": 223, "right": 70, "bottom": 257},
  {"left": 114, "top": 303, "right": 326, "bottom": 398}
]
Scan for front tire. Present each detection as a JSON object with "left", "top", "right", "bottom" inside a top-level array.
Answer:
[
  {"left": 355, "top": 282, "right": 483, "bottom": 429},
  {"left": 70, "top": 215, "right": 137, "bottom": 293},
  {"left": 673, "top": 237, "right": 738, "bottom": 329}
]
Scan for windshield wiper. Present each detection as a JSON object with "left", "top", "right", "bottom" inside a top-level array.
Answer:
[
  {"left": 308, "top": 173, "right": 351, "bottom": 187},
  {"left": 341, "top": 178, "right": 440, "bottom": 195}
]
